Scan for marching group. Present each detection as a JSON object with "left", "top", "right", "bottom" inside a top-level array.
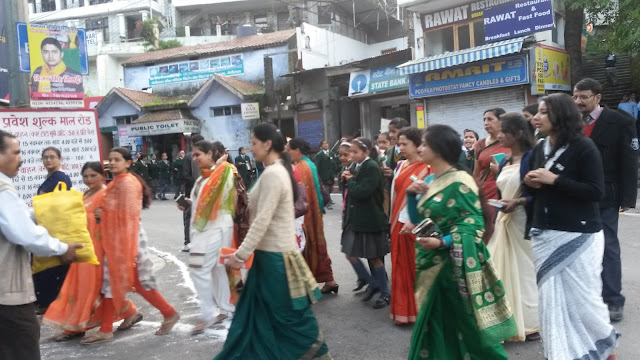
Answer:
[{"left": 0, "top": 76, "right": 637, "bottom": 360}]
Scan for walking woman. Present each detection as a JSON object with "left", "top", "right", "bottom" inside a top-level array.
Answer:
[
  {"left": 473, "top": 108, "right": 510, "bottom": 243},
  {"left": 389, "top": 127, "right": 430, "bottom": 324},
  {"left": 341, "top": 137, "right": 390, "bottom": 309},
  {"left": 406, "top": 124, "right": 516, "bottom": 359},
  {"left": 80, "top": 147, "right": 179, "bottom": 344},
  {"left": 288, "top": 137, "right": 339, "bottom": 294},
  {"left": 524, "top": 93, "right": 618, "bottom": 359},
  {"left": 183, "top": 140, "right": 236, "bottom": 334},
  {"left": 34, "top": 146, "right": 73, "bottom": 313},
  {"left": 487, "top": 113, "right": 539, "bottom": 342},
  {"left": 217, "top": 123, "right": 330, "bottom": 359},
  {"left": 43, "top": 162, "right": 140, "bottom": 341}
]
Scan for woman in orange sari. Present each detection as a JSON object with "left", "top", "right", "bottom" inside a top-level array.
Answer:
[
  {"left": 389, "top": 128, "right": 430, "bottom": 325},
  {"left": 288, "top": 138, "right": 339, "bottom": 293},
  {"left": 43, "top": 162, "right": 140, "bottom": 341},
  {"left": 79, "top": 148, "right": 179, "bottom": 344},
  {"left": 473, "top": 108, "right": 510, "bottom": 243}
]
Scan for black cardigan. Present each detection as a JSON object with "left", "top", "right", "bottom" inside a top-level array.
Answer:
[{"left": 524, "top": 136, "right": 605, "bottom": 233}]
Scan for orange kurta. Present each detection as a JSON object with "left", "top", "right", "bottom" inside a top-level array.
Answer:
[
  {"left": 296, "top": 161, "right": 334, "bottom": 283},
  {"left": 389, "top": 161, "right": 430, "bottom": 325},
  {"left": 43, "top": 188, "right": 137, "bottom": 332}
]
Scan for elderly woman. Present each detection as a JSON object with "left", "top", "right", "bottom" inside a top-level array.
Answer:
[{"left": 524, "top": 93, "right": 618, "bottom": 359}]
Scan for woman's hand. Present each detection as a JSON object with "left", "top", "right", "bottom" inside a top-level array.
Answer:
[
  {"left": 499, "top": 199, "right": 518, "bottom": 213},
  {"left": 94, "top": 207, "right": 102, "bottom": 221},
  {"left": 407, "top": 180, "right": 429, "bottom": 195},
  {"left": 524, "top": 171, "right": 542, "bottom": 189},
  {"left": 417, "top": 237, "right": 442, "bottom": 250},
  {"left": 489, "top": 157, "right": 500, "bottom": 174},
  {"left": 400, "top": 222, "right": 416, "bottom": 234},
  {"left": 382, "top": 165, "right": 393, "bottom": 177},
  {"left": 220, "top": 253, "right": 243, "bottom": 270},
  {"left": 528, "top": 168, "right": 558, "bottom": 185}
]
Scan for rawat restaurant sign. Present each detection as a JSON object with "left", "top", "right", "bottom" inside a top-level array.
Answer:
[
  {"left": 483, "top": 0, "right": 554, "bottom": 42},
  {"left": 241, "top": 102, "right": 260, "bottom": 120},
  {"left": 421, "top": 0, "right": 514, "bottom": 30},
  {"left": 127, "top": 119, "right": 200, "bottom": 137},
  {"left": 348, "top": 65, "right": 408, "bottom": 96},
  {"left": 409, "top": 54, "right": 529, "bottom": 98}
]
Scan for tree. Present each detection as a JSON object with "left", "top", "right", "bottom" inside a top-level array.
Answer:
[{"left": 563, "top": 0, "right": 640, "bottom": 85}]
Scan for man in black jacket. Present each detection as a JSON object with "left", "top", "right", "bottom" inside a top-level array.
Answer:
[
  {"left": 181, "top": 134, "right": 204, "bottom": 252},
  {"left": 574, "top": 78, "right": 639, "bottom": 322}
]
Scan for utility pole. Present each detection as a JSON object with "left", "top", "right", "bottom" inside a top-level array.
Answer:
[{"left": 3, "top": 0, "right": 30, "bottom": 107}]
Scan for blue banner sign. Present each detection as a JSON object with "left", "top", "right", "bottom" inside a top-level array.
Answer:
[
  {"left": 348, "top": 64, "right": 408, "bottom": 96},
  {"left": 409, "top": 54, "right": 529, "bottom": 98},
  {"left": 483, "top": 0, "right": 554, "bottom": 42}
]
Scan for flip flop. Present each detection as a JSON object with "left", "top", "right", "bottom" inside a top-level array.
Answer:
[
  {"left": 80, "top": 332, "right": 114, "bottom": 345},
  {"left": 155, "top": 312, "right": 180, "bottom": 336},
  {"left": 118, "top": 313, "right": 143, "bottom": 331},
  {"left": 53, "top": 332, "right": 85, "bottom": 342}
]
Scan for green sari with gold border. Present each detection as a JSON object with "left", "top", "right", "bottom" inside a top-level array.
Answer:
[{"left": 409, "top": 170, "right": 516, "bottom": 360}]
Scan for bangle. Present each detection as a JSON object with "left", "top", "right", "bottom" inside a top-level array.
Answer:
[
  {"left": 439, "top": 238, "right": 446, "bottom": 248},
  {"left": 516, "top": 198, "right": 521, "bottom": 206}
]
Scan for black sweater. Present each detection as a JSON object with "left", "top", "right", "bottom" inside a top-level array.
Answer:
[{"left": 525, "top": 136, "right": 605, "bottom": 233}]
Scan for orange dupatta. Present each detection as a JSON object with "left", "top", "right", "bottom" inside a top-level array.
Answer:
[
  {"left": 101, "top": 174, "right": 142, "bottom": 310},
  {"left": 297, "top": 160, "right": 334, "bottom": 283},
  {"left": 390, "top": 161, "right": 431, "bottom": 230}
]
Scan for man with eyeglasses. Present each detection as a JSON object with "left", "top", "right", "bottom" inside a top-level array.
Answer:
[{"left": 573, "top": 78, "right": 638, "bottom": 322}]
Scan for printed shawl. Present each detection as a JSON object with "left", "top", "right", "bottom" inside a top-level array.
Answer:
[{"left": 193, "top": 163, "right": 236, "bottom": 232}]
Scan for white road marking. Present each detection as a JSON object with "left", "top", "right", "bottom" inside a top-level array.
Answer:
[{"left": 148, "top": 246, "right": 197, "bottom": 302}]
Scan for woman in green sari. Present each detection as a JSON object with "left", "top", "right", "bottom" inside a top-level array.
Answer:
[{"left": 406, "top": 124, "right": 516, "bottom": 359}]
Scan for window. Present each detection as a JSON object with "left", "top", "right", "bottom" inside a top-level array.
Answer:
[
  {"left": 114, "top": 115, "right": 138, "bottom": 125},
  {"left": 210, "top": 106, "right": 241, "bottom": 117},
  {"left": 40, "top": 0, "right": 56, "bottom": 12},
  {"left": 86, "top": 17, "right": 109, "bottom": 43},
  {"left": 317, "top": 5, "right": 332, "bottom": 25},
  {"left": 424, "top": 20, "right": 485, "bottom": 57},
  {"left": 89, "top": 0, "right": 112, "bottom": 4}
]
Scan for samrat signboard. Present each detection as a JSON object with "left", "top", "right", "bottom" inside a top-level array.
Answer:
[{"left": 27, "top": 24, "right": 84, "bottom": 108}]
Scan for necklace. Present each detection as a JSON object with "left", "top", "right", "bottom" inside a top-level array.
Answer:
[{"left": 435, "top": 166, "right": 456, "bottom": 179}]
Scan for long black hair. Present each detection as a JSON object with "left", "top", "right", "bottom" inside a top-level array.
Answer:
[
  {"left": 252, "top": 123, "right": 298, "bottom": 203},
  {"left": 500, "top": 112, "right": 535, "bottom": 151},
  {"left": 110, "top": 147, "right": 152, "bottom": 209},
  {"left": 541, "top": 93, "right": 584, "bottom": 153}
]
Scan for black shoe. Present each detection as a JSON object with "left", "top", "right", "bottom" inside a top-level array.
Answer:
[
  {"left": 609, "top": 305, "right": 624, "bottom": 322},
  {"left": 352, "top": 280, "right": 367, "bottom": 292},
  {"left": 326, "top": 204, "right": 333, "bottom": 210},
  {"left": 361, "top": 287, "right": 380, "bottom": 302},
  {"left": 373, "top": 295, "right": 390, "bottom": 309}
]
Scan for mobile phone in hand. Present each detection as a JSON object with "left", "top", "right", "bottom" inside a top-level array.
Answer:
[{"left": 175, "top": 194, "right": 191, "bottom": 208}]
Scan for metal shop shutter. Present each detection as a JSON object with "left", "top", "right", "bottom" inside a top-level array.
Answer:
[{"left": 425, "top": 86, "right": 527, "bottom": 136}]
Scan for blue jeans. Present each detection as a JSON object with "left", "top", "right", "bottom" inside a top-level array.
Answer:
[
  {"left": 600, "top": 206, "right": 625, "bottom": 308},
  {"left": 158, "top": 179, "right": 169, "bottom": 199}
]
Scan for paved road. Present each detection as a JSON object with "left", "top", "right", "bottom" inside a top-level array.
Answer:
[{"left": 40, "top": 193, "right": 640, "bottom": 359}]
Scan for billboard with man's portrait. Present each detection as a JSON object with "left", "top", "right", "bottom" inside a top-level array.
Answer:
[{"left": 27, "top": 24, "right": 84, "bottom": 108}]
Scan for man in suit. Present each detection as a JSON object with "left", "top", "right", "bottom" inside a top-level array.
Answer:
[
  {"left": 574, "top": 78, "right": 639, "bottom": 322},
  {"left": 234, "top": 147, "right": 252, "bottom": 188},
  {"left": 156, "top": 152, "right": 171, "bottom": 200},
  {"left": 148, "top": 153, "right": 159, "bottom": 199},
  {"left": 315, "top": 140, "right": 336, "bottom": 210}
]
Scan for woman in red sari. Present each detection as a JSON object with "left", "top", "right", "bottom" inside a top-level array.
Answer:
[
  {"left": 473, "top": 108, "right": 510, "bottom": 243},
  {"left": 288, "top": 138, "right": 339, "bottom": 293},
  {"left": 389, "top": 127, "right": 431, "bottom": 324},
  {"left": 43, "top": 162, "right": 139, "bottom": 341}
]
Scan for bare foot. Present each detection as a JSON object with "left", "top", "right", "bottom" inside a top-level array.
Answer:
[
  {"left": 213, "top": 313, "right": 228, "bottom": 325},
  {"left": 155, "top": 312, "right": 180, "bottom": 336}
]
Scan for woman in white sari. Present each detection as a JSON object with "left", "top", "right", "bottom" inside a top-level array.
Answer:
[
  {"left": 524, "top": 93, "right": 618, "bottom": 360},
  {"left": 488, "top": 113, "right": 539, "bottom": 341}
]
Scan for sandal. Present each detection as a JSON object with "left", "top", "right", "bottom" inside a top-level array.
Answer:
[
  {"left": 190, "top": 322, "right": 208, "bottom": 336},
  {"left": 80, "top": 332, "right": 114, "bottom": 345},
  {"left": 118, "top": 313, "right": 143, "bottom": 331},
  {"left": 155, "top": 312, "right": 180, "bottom": 336},
  {"left": 53, "top": 332, "right": 85, "bottom": 342}
]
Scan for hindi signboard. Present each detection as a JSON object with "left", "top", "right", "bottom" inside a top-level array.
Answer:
[
  {"left": 0, "top": 109, "right": 101, "bottom": 205},
  {"left": 148, "top": 53, "right": 245, "bottom": 86},
  {"left": 409, "top": 54, "right": 529, "bottom": 98}
]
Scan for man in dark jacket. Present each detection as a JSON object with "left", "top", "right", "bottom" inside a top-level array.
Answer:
[
  {"left": 156, "top": 153, "right": 171, "bottom": 200},
  {"left": 234, "top": 147, "right": 252, "bottom": 188},
  {"left": 181, "top": 134, "right": 204, "bottom": 252},
  {"left": 574, "top": 78, "right": 639, "bottom": 322}
]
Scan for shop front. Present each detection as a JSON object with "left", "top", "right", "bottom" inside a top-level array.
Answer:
[
  {"left": 126, "top": 110, "right": 201, "bottom": 158},
  {"left": 399, "top": 37, "right": 532, "bottom": 134}
]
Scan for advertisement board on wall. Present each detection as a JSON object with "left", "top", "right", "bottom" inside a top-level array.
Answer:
[
  {"left": 148, "top": 54, "right": 245, "bottom": 86},
  {"left": 483, "top": 0, "right": 554, "bottom": 42},
  {"left": 409, "top": 54, "right": 529, "bottom": 98},
  {"left": 241, "top": 102, "right": 260, "bottom": 120},
  {"left": 0, "top": 109, "right": 101, "bottom": 205},
  {"left": 348, "top": 64, "right": 409, "bottom": 96},
  {"left": 534, "top": 45, "right": 571, "bottom": 93},
  {"left": 27, "top": 24, "right": 85, "bottom": 107},
  {"left": 127, "top": 119, "right": 201, "bottom": 137}
]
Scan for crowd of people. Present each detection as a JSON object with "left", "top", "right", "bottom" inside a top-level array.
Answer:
[{"left": 0, "top": 77, "right": 637, "bottom": 360}]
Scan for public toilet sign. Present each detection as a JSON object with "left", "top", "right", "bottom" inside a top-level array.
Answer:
[
  {"left": 127, "top": 119, "right": 200, "bottom": 137},
  {"left": 241, "top": 102, "right": 260, "bottom": 120},
  {"left": 409, "top": 54, "right": 529, "bottom": 98},
  {"left": 483, "top": 0, "right": 554, "bottom": 42},
  {"left": 348, "top": 64, "right": 409, "bottom": 96}
]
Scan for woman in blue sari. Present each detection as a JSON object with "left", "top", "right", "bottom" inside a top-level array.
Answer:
[
  {"left": 34, "top": 146, "right": 73, "bottom": 313},
  {"left": 406, "top": 125, "right": 516, "bottom": 359}
]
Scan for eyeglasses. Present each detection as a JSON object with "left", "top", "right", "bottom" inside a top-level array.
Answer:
[
  {"left": 573, "top": 94, "right": 596, "bottom": 101},
  {"left": 42, "top": 155, "right": 59, "bottom": 161}
]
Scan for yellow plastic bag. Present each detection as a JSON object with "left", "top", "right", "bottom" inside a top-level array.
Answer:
[{"left": 32, "top": 182, "right": 99, "bottom": 274}]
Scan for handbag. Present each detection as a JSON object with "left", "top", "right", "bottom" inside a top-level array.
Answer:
[
  {"left": 294, "top": 183, "right": 309, "bottom": 218},
  {"left": 411, "top": 217, "right": 442, "bottom": 239}
]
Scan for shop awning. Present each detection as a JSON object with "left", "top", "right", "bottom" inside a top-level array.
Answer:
[{"left": 397, "top": 37, "right": 526, "bottom": 76}]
